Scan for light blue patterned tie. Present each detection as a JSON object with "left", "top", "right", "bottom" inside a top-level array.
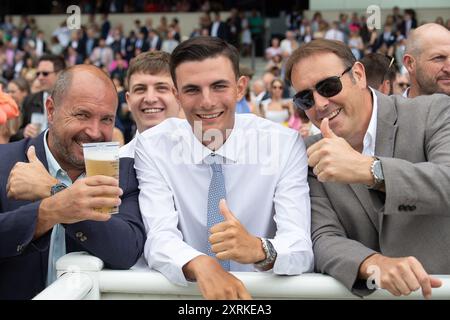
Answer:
[
  {"left": 207, "top": 161, "right": 230, "bottom": 271},
  {"left": 46, "top": 224, "right": 66, "bottom": 286}
]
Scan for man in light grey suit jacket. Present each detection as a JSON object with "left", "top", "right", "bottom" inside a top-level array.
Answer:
[{"left": 286, "top": 39, "right": 450, "bottom": 299}]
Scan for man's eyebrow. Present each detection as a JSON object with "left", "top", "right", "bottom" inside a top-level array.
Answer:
[
  {"left": 211, "top": 79, "right": 230, "bottom": 86},
  {"left": 131, "top": 83, "right": 146, "bottom": 89},
  {"left": 154, "top": 81, "right": 172, "bottom": 86}
]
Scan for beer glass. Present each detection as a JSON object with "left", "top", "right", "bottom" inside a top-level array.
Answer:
[
  {"left": 82, "top": 142, "right": 120, "bottom": 214},
  {"left": 30, "top": 112, "right": 44, "bottom": 133}
]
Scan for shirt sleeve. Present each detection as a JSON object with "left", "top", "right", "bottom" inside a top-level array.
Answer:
[
  {"left": 134, "top": 135, "right": 204, "bottom": 286},
  {"left": 270, "top": 133, "right": 314, "bottom": 274}
]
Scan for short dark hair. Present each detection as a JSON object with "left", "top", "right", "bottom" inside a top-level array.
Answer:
[
  {"left": 170, "top": 36, "right": 240, "bottom": 87},
  {"left": 38, "top": 54, "right": 66, "bottom": 73},
  {"left": 359, "top": 53, "right": 396, "bottom": 88},
  {"left": 285, "top": 39, "right": 356, "bottom": 83},
  {"left": 126, "top": 51, "right": 171, "bottom": 90}
]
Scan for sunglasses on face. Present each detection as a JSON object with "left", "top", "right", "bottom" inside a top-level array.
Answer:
[
  {"left": 398, "top": 82, "right": 410, "bottom": 88},
  {"left": 293, "top": 66, "right": 352, "bottom": 111},
  {"left": 36, "top": 71, "right": 55, "bottom": 77},
  {"left": 272, "top": 86, "right": 283, "bottom": 90}
]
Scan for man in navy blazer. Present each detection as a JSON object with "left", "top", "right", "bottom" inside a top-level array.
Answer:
[{"left": 0, "top": 64, "right": 145, "bottom": 299}]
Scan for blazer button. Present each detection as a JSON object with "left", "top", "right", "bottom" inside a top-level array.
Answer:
[
  {"left": 75, "top": 231, "right": 83, "bottom": 238},
  {"left": 16, "top": 244, "right": 23, "bottom": 253}
]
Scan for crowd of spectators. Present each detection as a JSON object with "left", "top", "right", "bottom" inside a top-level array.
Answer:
[{"left": 1, "top": 5, "right": 449, "bottom": 144}]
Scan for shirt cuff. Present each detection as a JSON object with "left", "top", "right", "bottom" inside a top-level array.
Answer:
[
  {"left": 270, "top": 236, "right": 314, "bottom": 275},
  {"left": 145, "top": 242, "right": 205, "bottom": 286}
]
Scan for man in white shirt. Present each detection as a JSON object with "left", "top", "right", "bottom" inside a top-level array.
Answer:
[
  {"left": 134, "top": 36, "right": 313, "bottom": 299},
  {"left": 402, "top": 23, "right": 450, "bottom": 98},
  {"left": 120, "top": 51, "right": 180, "bottom": 158}
]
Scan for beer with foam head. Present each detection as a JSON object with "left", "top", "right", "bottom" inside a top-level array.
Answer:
[{"left": 83, "top": 142, "right": 120, "bottom": 214}]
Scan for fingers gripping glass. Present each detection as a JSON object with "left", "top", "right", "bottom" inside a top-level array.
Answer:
[{"left": 293, "top": 66, "right": 352, "bottom": 111}]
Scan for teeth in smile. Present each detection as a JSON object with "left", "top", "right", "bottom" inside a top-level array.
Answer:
[
  {"left": 199, "top": 113, "right": 221, "bottom": 119},
  {"left": 326, "top": 108, "right": 341, "bottom": 120},
  {"left": 143, "top": 108, "right": 163, "bottom": 114}
]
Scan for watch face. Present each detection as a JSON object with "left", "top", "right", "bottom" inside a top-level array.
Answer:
[
  {"left": 374, "top": 161, "right": 384, "bottom": 180},
  {"left": 51, "top": 183, "right": 67, "bottom": 195}
]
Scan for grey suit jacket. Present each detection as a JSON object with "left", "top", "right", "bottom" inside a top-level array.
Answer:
[{"left": 305, "top": 91, "right": 450, "bottom": 296}]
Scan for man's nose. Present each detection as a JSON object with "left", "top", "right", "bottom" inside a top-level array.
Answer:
[
  {"left": 200, "top": 89, "right": 215, "bottom": 109},
  {"left": 313, "top": 90, "right": 330, "bottom": 112},
  {"left": 85, "top": 121, "right": 103, "bottom": 141}
]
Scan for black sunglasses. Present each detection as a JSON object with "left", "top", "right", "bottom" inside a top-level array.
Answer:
[
  {"left": 293, "top": 66, "right": 352, "bottom": 111},
  {"left": 36, "top": 71, "right": 55, "bottom": 77}
]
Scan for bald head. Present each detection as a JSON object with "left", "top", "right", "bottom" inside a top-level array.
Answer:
[
  {"left": 252, "top": 79, "right": 265, "bottom": 95},
  {"left": 403, "top": 23, "right": 450, "bottom": 97},
  {"left": 405, "top": 23, "right": 450, "bottom": 57},
  {"left": 52, "top": 64, "right": 117, "bottom": 106}
]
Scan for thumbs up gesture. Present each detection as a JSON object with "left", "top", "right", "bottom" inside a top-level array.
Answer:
[
  {"left": 209, "top": 199, "right": 266, "bottom": 264},
  {"left": 306, "top": 118, "right": 375, "bottom": 184},
  {"left": 7, "top": 145, "right": 58, "bottom": 201}
]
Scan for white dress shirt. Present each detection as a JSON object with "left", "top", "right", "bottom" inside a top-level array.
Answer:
[
  {"left": 119, "top": 131, "right": 140, "bottom": 158},
  {"left": 362, "top": 88, "right": 379, "bottom": 157},
  {"left": 134, "top": 114, "right": 313, "bottom": 286}
]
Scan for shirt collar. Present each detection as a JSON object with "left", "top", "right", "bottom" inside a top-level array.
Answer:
[
  {"left": 362, "top": 87, "right": 378, "bottom": 156},
  {"left": 188, "top": 118, "right": 242, "bottom": 165},
  {"left": 43, "top": 130, "right": 65, "bottom": 178},
  {"left": 402, "top": 87, "right": 410, "bottom": 98}
]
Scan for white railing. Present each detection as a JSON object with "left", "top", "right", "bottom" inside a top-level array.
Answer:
[{"left": 33, "top": 252, "right": 450, "bottom": 300}]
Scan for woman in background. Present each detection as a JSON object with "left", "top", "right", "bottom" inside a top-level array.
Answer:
[{"left": 260, "top": 78, "right": 291, "bottom": 125}]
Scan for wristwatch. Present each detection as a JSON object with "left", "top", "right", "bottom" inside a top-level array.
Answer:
[
  {"left": 50, "top": 182, "right": 68, "bottom": 195},
  {"left": 368, "top": 157, "right": 384, "bottom": 190},
  {"left": 255, "top": 238, "right": 277, "bottom": 270}
]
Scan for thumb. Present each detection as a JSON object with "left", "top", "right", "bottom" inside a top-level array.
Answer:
[
  {"left": 320, "top": 117, "right": 337, "bottom": 139},
  {"left": 219, "top": 199, "right": 236, "bottom": 221},
  {"left": 430, "top": 277, "right": 443, "bottom": 288},
  {"left": 27, "top": 146, "right": 40, "bottom": 163}
]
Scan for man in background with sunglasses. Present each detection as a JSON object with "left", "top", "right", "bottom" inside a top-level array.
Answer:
[
  {"left": 403, "top": 23, "right": 450, "bottom": 98},
  {"left": 286, "top": 39, "right": 450, "bottom": 299},
  {"left": 12, "top": 54, "right": 66, "bottom": 141}
]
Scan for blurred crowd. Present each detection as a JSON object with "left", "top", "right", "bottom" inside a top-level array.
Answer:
[{"left": 0, "top": 5, "right": 449, "bottom": 144}]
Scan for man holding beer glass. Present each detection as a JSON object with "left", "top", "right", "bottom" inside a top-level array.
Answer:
[{"left": 1, "top": 65, "right": 145, "bottom": 299}]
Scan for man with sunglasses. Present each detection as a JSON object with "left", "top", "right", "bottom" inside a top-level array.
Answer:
[
  {"left": 12, "top": 54, "right": 66, "bottom": 141},
  {"left": 403, "top": 23, "right": 450, "bottom": 98},
  {"left": 286, "top": 39, "right": 450, "bottom": 299}
]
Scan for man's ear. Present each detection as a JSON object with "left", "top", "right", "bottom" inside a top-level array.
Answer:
[
  {"left": 172, "top": 86, "right": 180, "bottom": 103},
  {"left": 125, "top": 90, "right": 130, "bottom": 105},
  {"left": 351, "top": 61, "right": 367, "bottom": 88},
  {"left": 236, "top": 76, "right": 249, "bottom": 101},
  {"left": 403, "top": 54, "right": 415, "bottom": 74},
  {"left": 46, "top": 96, "right": 55, "bottom": 124}
]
